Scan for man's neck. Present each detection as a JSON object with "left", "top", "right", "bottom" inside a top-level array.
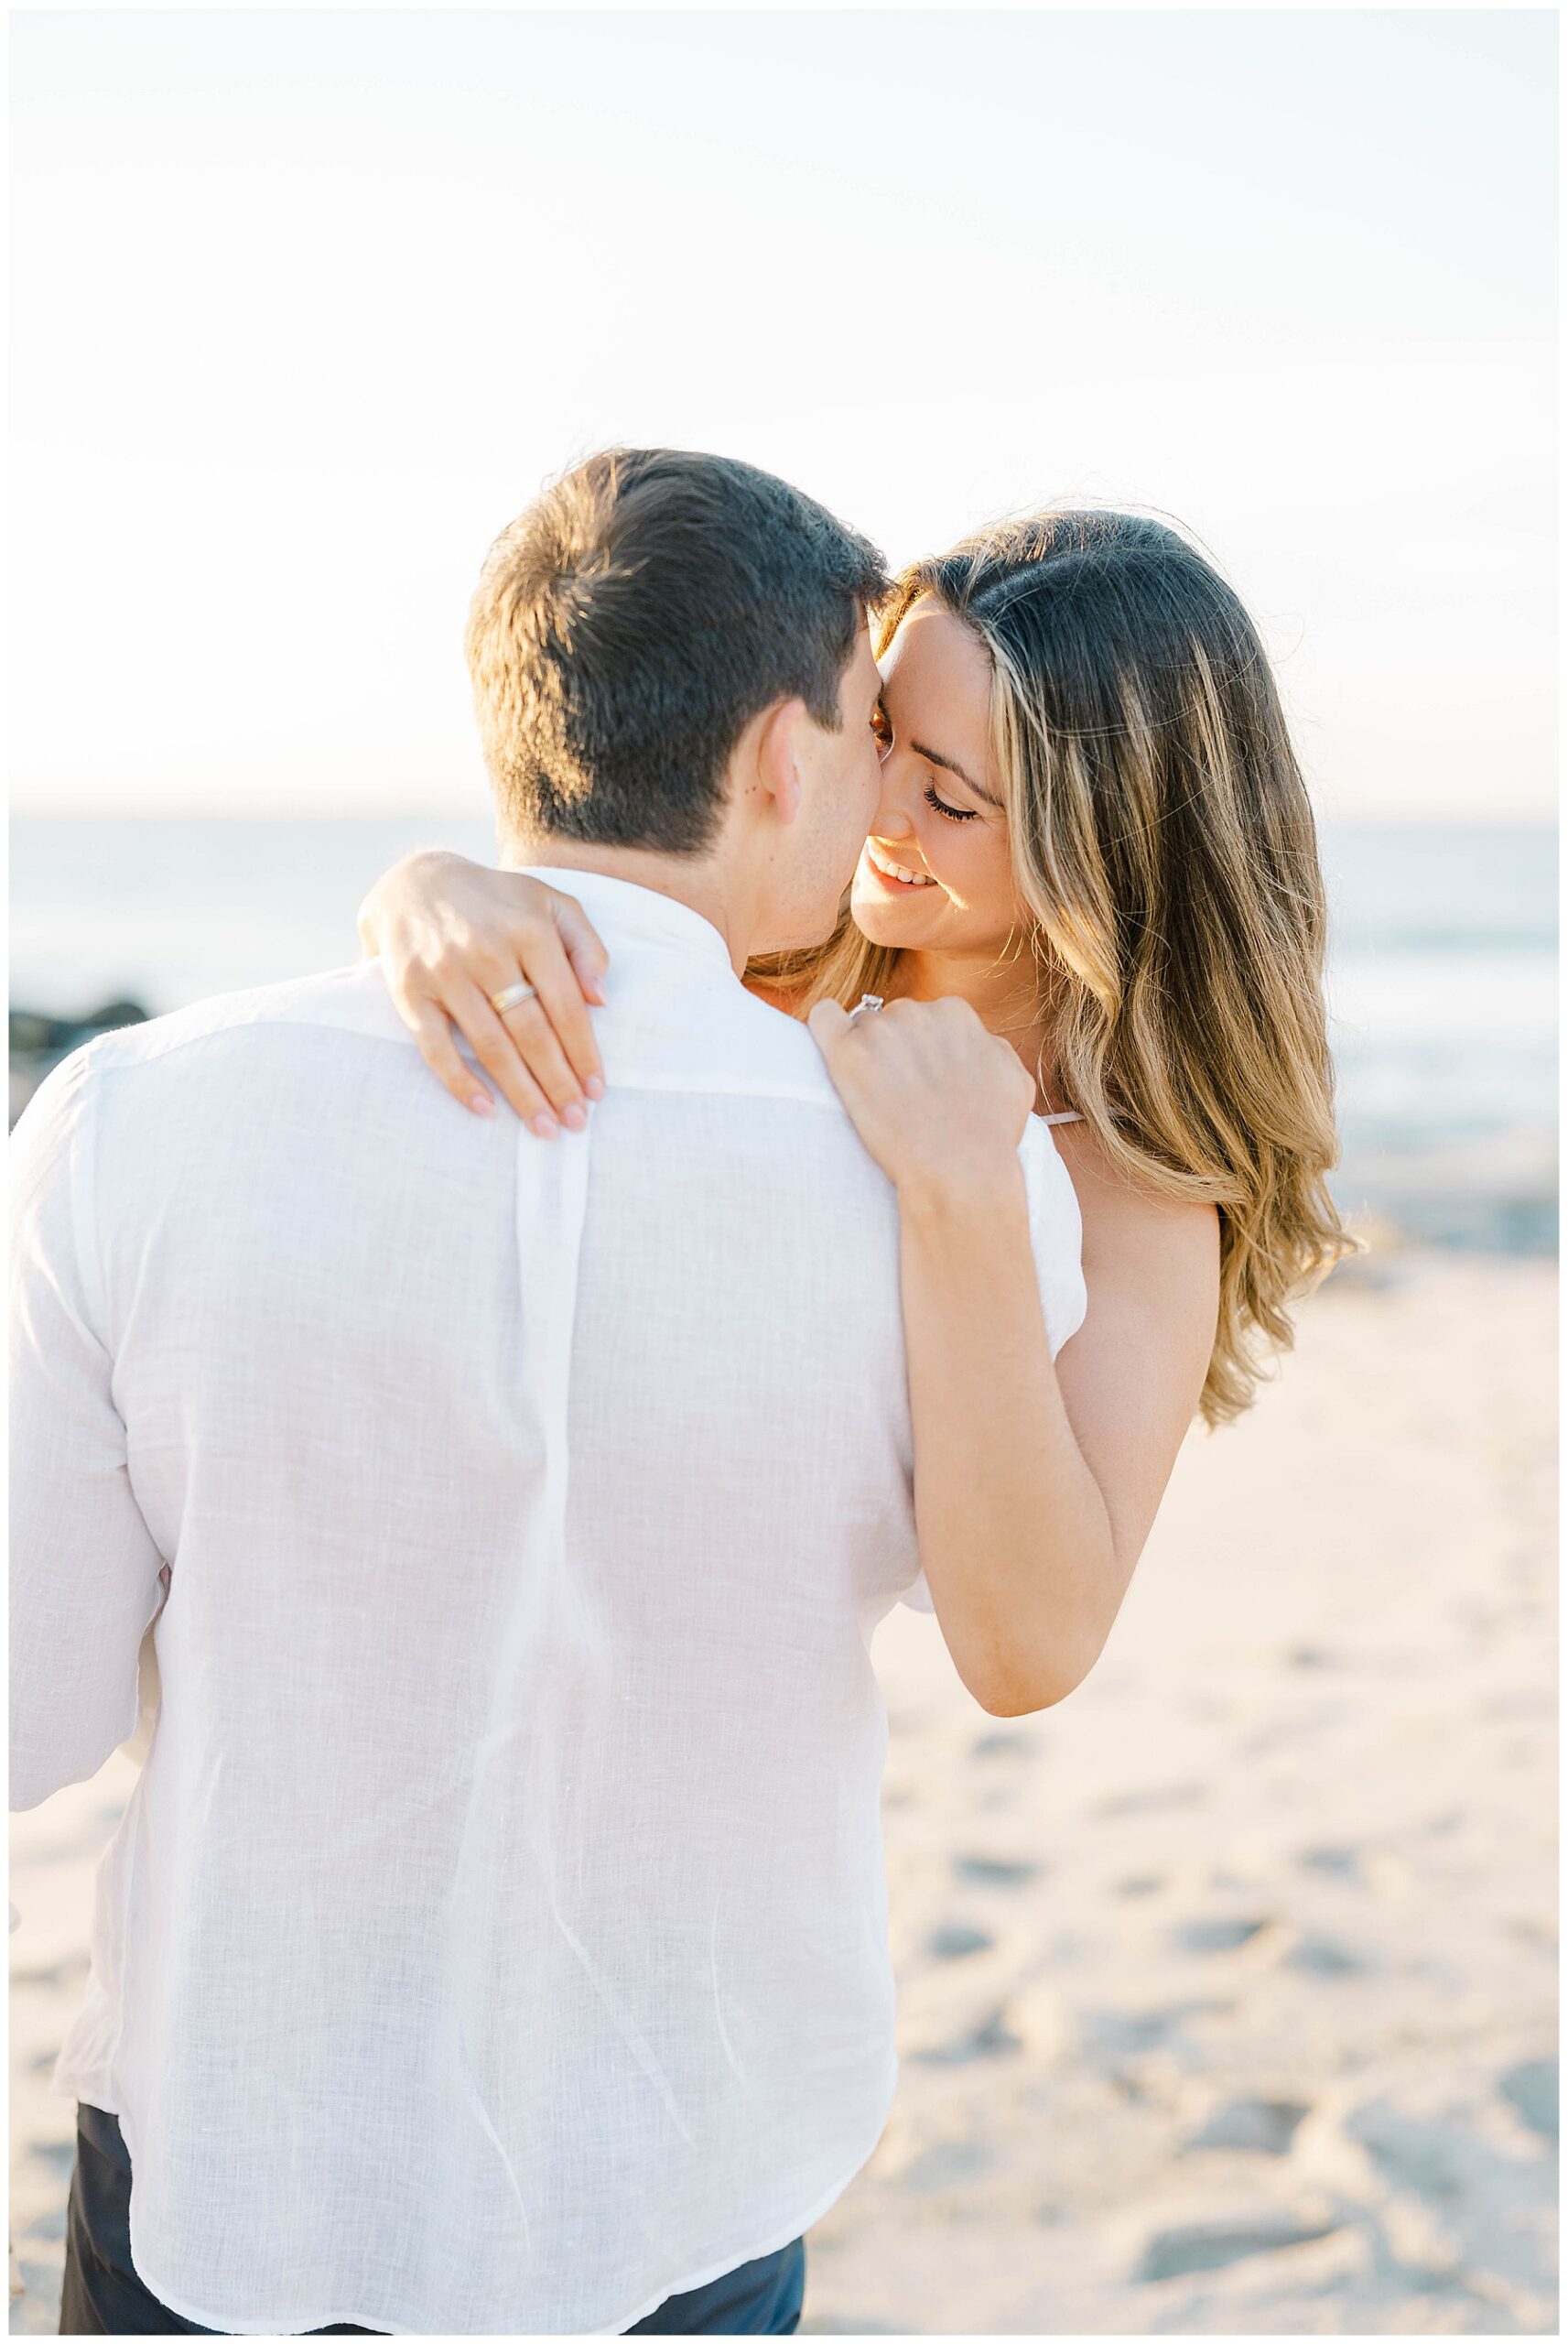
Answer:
[{"left": 499, "top": 838, "right": 756, "bottom": 975}]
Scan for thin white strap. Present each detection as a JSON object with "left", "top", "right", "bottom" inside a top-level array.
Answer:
[{"left": 1040, "top": 1109, "right": 1084, "bottom": 1126}]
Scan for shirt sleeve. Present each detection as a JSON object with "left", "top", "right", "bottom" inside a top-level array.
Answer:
[{"left": 9, "top": 1045, "right": 168, "bottom": 1813}]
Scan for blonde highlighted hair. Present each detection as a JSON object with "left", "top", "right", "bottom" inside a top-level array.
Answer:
[{"left": 755, "top": 509, "right": 1356, "bottom": 1424}]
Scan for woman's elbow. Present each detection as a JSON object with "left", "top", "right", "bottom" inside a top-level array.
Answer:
[
  {"left": 974, "top": 1675, "right": 1073, "bottom": 1720},
  {"left": 970, "top": 1640, "right": 1101, "bottom": 1718}
]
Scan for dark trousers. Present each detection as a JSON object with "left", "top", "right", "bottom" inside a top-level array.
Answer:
[{"left": 60, "top": 2103, "right": 806, "bottom": 2336}]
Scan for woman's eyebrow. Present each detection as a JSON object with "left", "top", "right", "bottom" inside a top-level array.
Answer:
[{"left": 911, "top": 738, "right": 1002, "bottom": 808}]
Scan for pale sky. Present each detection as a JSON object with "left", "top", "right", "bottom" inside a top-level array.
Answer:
[{"left": 10, "top": 8, "right": 1558, "bottom": 820}]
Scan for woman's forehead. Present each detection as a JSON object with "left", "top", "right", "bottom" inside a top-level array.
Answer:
[{"left": 882, "top": 598, "right": 992, "bottom": 717}]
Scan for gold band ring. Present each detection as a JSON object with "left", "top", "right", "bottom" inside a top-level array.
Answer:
[{"left": 489, "top": 981, "right": 539, "bottom": 1015}]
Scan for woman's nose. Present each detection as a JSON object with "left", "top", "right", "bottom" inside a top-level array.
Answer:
[{"left": 873, "top": 785, "right": 918, "bottom": 841}]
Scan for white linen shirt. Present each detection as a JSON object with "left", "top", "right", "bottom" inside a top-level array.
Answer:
[{"left": 9, "top": 871, "right": 1087, "bottom": 2336}]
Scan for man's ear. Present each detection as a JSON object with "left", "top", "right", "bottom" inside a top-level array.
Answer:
[{"left": 754, "top": 698, "right": 808, "bottom": 828}]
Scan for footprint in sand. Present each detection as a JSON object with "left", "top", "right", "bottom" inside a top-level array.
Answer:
[
  {"left": 800, "top": 2318, "right": 904, "bottom": 2335},
  {"left": 1283, "top": 1932, "right": 1370, "bottom": 1977},
  {"left": 1096, "top": 1784, "right": 1206, "bottom": 1818},
  {"left": 908, "top": 2007, "right": 1022, "bottom": 2065},
  {"left": 1295, "top": 1843, "right": 1363, "bottom": 1880},
  {"left": 925, "top": 1921, "right": 994, "bottom": 1961},
  {"left": 900, "top": 2137, "right": 996, "bottom": 2189},
  {"left": 1498, "top": 2058, "right": 1558, "bottom": 2143},
  {"left": 1082, "top": 2000, "right": 1233, "bottom": 2061},
  {"left": 1182, "top": 2096, "right": 1312, "bottom": 2155},
  {"left": 970, "top": 1731, "right": 1033, "bottom": 1762},
  {"left": 951, "top": 1854, "right": 1041, "bottom": 1888},
  {"left": 1346, "top": 2093, "right": 1532, "bottom": 2211},
  {"left": 9, "top": 1956, "right": 87, "bottom": 1991},
  {"left": 1135, "top": 2206, "right": 1340, "bottom": 2282},
  {"left": 1173, "top": 1915, "right": 1271, "bottom": 1955}
]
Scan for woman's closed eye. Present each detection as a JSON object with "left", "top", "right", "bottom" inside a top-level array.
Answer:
[
  {"left": 873, "top": 695, "right": 978, "bottom": 819},
  {"left": 924, "top": 781, "right": 979, "bottom": 823}
]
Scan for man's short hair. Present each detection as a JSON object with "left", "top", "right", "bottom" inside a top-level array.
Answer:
[{"left": 466, "top": 448, "right": 891, "bottom": 853}]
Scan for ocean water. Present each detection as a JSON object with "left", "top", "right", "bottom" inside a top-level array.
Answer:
[{"left": 9, "top": 817, "right": 1558, "bottom": 1254}]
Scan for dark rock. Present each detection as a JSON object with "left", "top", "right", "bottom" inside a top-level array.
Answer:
[
  {"left": 11, "top": 999, "right": 149, "bottom": 1056},
  {"left": 10, "top": 1000, "right": 151, "bottom": 1128}
]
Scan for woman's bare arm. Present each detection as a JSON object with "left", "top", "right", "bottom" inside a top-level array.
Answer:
[
  {"left": 1048, "top": 1120, "right": 1219, "bottom": 1596},
  {"left": 810, "top": 996, "right": 1217, "bottom": 1717}
]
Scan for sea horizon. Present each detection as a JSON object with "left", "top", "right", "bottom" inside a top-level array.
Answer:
[{"left": 9, "top": 815, "right": 1559, "bottom": 1259}]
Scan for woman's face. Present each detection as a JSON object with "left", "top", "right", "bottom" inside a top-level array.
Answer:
[{"left": 849, "top": 597, "right": 1025, "bottom": 960}]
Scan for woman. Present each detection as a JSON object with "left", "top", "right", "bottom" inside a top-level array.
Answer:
[{"left": 358, "top": 510, "right": 1353, "bottom": 1707}]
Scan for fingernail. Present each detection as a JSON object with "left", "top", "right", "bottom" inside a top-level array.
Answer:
[
  {"left": 531, "top": 1112, "right": 559, "bottom": 1141},
  {"left": 585, "top": 1075, "right": 606, "bottom": 1102},
  {"left": 470, "top": 1093, "right": 495, "bottom": 1118},
  {"left": 561, "top": 1102, "right": 588, "bottom": 1134}
]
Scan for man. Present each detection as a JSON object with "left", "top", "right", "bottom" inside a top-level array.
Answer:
[{"left": 11, "top": 449, "right": 1082, "bottom": 2335}]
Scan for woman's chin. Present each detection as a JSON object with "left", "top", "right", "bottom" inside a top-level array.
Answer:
[{"left": 849, "top": 874, "right": 935, "bottom": 945}]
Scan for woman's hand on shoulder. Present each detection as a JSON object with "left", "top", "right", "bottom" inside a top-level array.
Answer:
[
  {"left": 806, "top": 995, "right": 1035, "bottom": 1206},
  {"left": 356, "top": 851, "right": 610, "bottom": 1135}
]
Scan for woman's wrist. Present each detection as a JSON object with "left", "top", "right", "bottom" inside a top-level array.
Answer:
[{"left": 895, "top": 1149, "right": 1029, "bottom": 1229}]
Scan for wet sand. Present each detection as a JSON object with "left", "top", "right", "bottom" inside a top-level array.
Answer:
[{"left": 11, "top": 1248, "right": 1557, "bottom": 2335}]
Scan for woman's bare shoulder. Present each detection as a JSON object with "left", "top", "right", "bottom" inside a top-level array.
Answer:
[{"left": 1045, "top": 1116, "right": 1219, "bottom": 1277}]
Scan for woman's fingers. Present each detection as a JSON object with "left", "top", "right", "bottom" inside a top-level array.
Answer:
[
  {"left": 525, "top": 918, "right": 607, "bottom": 1103},
  {"left": 806, "top": 999, "right": 851, "bottom": 1048},
  {"left": 446, "top": 977, "right": 565, "bottom": 1134},
  {"left": 404, "top": 997, "right": 500, "bottom": 1120},
  {"left": 551, "top": 900, "right": 611, "bottom": 1013},
  {"left": 447, "top": 920, "right": 605, "bottom": 1122},
  {"left": 403, "top": 941, "right": 604, "bottom": 1135},
  {"left": 489, "top": 991, "right": 590, "bottom": 1128},
  {"left": 364, "top": 859, "right": 614, "bottom": 1123}
]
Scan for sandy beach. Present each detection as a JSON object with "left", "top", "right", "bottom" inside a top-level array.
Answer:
[{"left": 10, "top": 1244, "right": 1557, "bottom": 2337}]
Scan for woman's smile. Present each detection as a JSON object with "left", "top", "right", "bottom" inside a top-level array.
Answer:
[{"left": 861, "top": 838, "right": 940, "bottom": 891}]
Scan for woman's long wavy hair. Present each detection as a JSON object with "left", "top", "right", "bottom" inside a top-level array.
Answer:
[{"left": 753, "top": 509, "right": 1356, "bottom": 1425}]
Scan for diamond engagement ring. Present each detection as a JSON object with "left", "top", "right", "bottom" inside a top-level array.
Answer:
[
  {"left": 489, "top": 981, "right": 539, "bottom": 1015},
  {"left": 847, "top": 993, "right": 884, "bottom": 1025}
]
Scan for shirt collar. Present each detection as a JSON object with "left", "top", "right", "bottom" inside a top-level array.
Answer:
[{"left": 512, "top": 866, "right": 738, "bottom": 979}]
